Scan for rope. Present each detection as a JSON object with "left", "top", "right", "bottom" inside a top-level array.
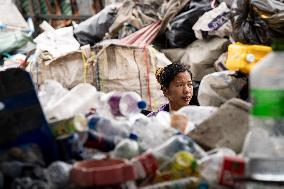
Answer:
[
  {"left": 81, "top": 51, "right": 87, "bottom": 83},
  {"left": 143, "top": 47, "right": 152, "bottom": 110}
]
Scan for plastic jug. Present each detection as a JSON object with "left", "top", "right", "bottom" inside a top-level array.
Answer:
[{"left": 226, "top": 42, "right": 272, "bottom": 74}]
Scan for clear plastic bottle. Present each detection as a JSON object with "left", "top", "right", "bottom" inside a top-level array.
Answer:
[
  {"left": 112, "top": 134, "right": 140, "bottom": 159},
  {"left": 199, "top": 148, "right": 236, "bottom": 185},
  {"left": 46, "top": 83, "right": 98, "bottom": 120},
  {"left": 131, "top": 112, "right": 177, "bottom": 150},
  {"left": 99, "top": 91, "right": 146, "bottom": 118},
  {"left": 131, "top": 135, "right": 206, "bottom": 180},
  {"left": 88, "top": 115, "right": 132, "bottom": 143},
  {"left": 119, "top": 91, "right": 147, "bottom": 117},
  {"left": 244, "top": 39, "right": 284, "bottom": 157}
]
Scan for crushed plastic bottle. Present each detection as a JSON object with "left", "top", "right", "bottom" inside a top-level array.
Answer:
[
  {"left": 38, "top": 80, "right": 68, "bottom": 114},
  {"left": 132, "top": 135, "right": 207, "bottom": 180},
  {"left": 112, "top": 135, "right": 140, "bottom": 159},
  {"left": 46, "top": 83, "right": 98, "bottom": 120},
  {"left": 88, "top": 115, "right": 132, "bottom": 143},
  {"left": 151, "top": 135, "right": 206, "bottom": 170},
  {"left": 132, "top": 111, "right": 177, "bottom": 150}
]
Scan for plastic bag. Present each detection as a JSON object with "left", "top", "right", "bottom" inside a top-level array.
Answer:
[
  {"left": 230, "top": 0, "right": 284, "bottom": 45},
  {"left": 108, "top": 0, "right": 160, "bottom": 38},
  {"left": 193, "top": 2, "right": 232, "bottom": 39},
  {"left": 197, "top": 71, "right": 248, "bottom": 107},
  {"left": 34, "top": 22, "right": 80, "bottom": 58},
  {"left": 180, "top": 37, "right": 230, "bottom": 81},
  {"left": 73, "top": 4, "right": 118, "bottom": 45},
  {"left": 0, "top": 31, "right": 30, "bottom": 54},
  {"left": 165, "top": 0, "right": 212, "bottom": 48}
]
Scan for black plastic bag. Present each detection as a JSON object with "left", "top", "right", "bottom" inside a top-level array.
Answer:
[
  {"left": 73, "top": 5, "right": 118, "bottom": 45},
  {"left": 165, "top": 0, "right": 212, "bottom": 48},
  {"left": 231, "top": 0, "right": 284, "bottom": 45}
]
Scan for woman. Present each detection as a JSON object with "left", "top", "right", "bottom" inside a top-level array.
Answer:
[{"left": 148, "top": 63, "right": 193, "bottom": 116}]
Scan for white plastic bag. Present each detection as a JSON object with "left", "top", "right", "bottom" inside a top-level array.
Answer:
[
  {"left": 34, "top": 21, "right": 80, "bottom": 58},
  {"left": 193, "top": 2, "right": 232, "bottom": 40}
]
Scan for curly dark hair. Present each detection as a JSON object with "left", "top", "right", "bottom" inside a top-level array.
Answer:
[{"left": 155, "top": 63, "right": 192, "bottom": 89}]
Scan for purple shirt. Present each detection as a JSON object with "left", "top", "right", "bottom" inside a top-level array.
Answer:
[{"left": 147, "top": 103, "right": 170, "bottom": 117}]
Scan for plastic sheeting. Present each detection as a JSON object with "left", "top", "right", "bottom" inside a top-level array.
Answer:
[
  {"left": 73, "top": 4, "right": 118, "bottom": 45},
  {"left": 165, "top": 0, "right": 212, "bottom": 48}
]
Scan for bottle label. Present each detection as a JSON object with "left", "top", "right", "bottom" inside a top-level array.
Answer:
[
  {"left": 219, "top": 156, "right": 245, "bottom": 187},
  {"left": 251, "top": 89, "right": 284, "bottom": 118}
]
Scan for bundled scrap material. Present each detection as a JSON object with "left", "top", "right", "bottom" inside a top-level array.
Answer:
[
  {"left": 193, "top": 2, "right": 232, "bottom": 40},
  {"left": 165, "top": 0, "right": 213, "bottom": 47},
  {"left": 198, "top": 71, "right": 248, "bottom": 107},
  {"left": 107, "top": 0, "right": 162, "bottom": 38},
  {"left": 230, "top": 0, "right": 284, "bottom": 45},
  {"left": 180, "top": 37, "right": 230, "bottom": 81},
  {"left": 93, "top": 21, "right": 170, "bottom": 111}
]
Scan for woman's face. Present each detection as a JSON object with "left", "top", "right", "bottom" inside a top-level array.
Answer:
[{"left": 164, "top": 71, "right": 193, "bottom": 111}]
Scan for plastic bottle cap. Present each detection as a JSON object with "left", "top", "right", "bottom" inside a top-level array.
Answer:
[
  {"left": 172, "top": 151, "right": 195, "bottom": 170},
  {"left": 129, "top": 133, "right": 138, "bottom": 141},
  {"left": 198, "top": 181, "right": 209, "bottom": 189},
  {"left": 137, "top": 100, "right": 147, "bottom": 109},
  {"left": 88, "top": 117, "right": 100, "bottom": 130},
  {"left": 246, "top": 53, "right": 255, "bottom": 63}
]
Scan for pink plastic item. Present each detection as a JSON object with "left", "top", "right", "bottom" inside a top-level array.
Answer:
[{"left": 70, "top": 159, "right": 136, "bottom": 187}]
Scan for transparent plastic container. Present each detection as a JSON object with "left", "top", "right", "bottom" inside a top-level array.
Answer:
[
  {"left": 119, "top": 91, "right": 147, "bottom": 117},
  {"left": 99, "top": 91, "right": 146, "bottom": 118}
]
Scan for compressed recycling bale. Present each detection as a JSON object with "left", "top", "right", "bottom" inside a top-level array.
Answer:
[
  {"left": 180, "top": 37, "right": 230, "bottom": 81},
  {"left": 188, "top": 98, "right": 250, "bottom": 153},
  {"left": 198, "top": 70, "right": 248, "bottom": 107}
]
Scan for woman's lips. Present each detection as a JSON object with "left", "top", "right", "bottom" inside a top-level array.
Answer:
[{"left": 183, "top": 96, "right": 191, "bottom": 101}]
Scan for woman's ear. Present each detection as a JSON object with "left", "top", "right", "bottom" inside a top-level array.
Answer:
[{"left": 162, "top": 87, "right": 169, "bottom": 98}]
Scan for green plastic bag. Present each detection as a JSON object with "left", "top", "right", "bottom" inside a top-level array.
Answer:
[{"left": 0, "top": 31, "right": 31, "bottom": 54}]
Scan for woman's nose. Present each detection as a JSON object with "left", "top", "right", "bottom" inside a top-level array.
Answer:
[{"left": 183, "top": 85, "right": 191, "bottom": 93}]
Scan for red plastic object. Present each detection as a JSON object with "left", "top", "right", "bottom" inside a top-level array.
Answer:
[
  {"left": 70, "top": 159, "right": 136, "bottom": 187},
  {"left": 219, "top": 156, "right": 246, "bottom": 187}
]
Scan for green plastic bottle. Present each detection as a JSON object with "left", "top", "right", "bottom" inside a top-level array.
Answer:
[{"left": 243, "top": 39, "right": 284, "bottom": 157}]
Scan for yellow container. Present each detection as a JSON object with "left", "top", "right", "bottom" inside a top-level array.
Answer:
[{"left": 226, "top": 42, "right": 272, "bottom": 74}]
